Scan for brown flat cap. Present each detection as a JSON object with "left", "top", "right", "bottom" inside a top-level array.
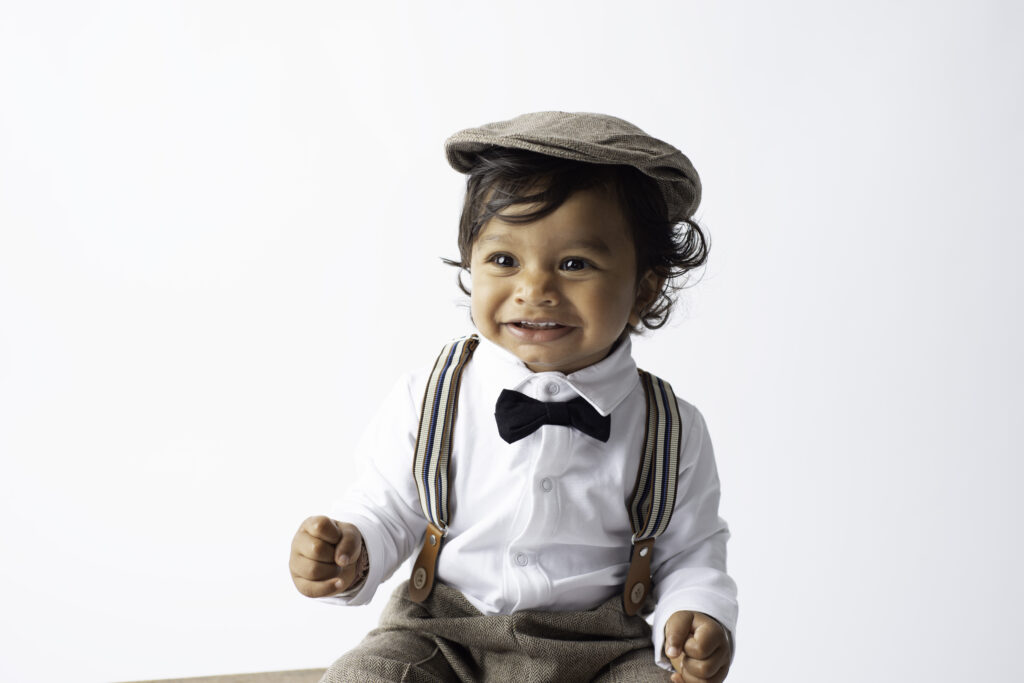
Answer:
[{"left": 445, "top": 111, "right": 701, "bottom": 220}]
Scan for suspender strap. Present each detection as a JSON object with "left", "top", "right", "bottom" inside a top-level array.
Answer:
[
  {"left": 623, "top": 369, "right": 684, "bottom": 615},
  {"left": 409, "top": 335, "right": 478, "bottom": 602}
]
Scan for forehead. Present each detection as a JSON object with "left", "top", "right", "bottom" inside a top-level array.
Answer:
[{"left": 476, "top": 185, "right": 635, "bottom": 251}]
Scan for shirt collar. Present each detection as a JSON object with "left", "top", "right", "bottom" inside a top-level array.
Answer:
[{"left": 472, "top": 334, "right": 639, "bottom": 417}]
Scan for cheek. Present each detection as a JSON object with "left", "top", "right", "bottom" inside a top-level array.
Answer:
[
  {"left": 582, "top": 284, "right": 637, "bottom": 333},
  {"left": 593, "top": 281, "right": 635, "bottom": 314},
  {"left": 468, "top": 276, "right": 497, "bottom": 321}
]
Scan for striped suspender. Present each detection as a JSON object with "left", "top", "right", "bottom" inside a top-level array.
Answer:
[
  {"left": 622, "top": 369, "right": 684, "bottom": 615},
  {"left": 408, "top": 335, "right": 479, "bottom": 602},
  {"left": 407, "top": 339, "right": 684, "bottom": 612}
]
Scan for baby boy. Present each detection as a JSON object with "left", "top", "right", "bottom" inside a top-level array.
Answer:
[{"left": 289, "top": 111, "right": 738, "bottom": 683}]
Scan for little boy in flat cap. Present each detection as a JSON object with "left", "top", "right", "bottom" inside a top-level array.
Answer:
[{"left": 289, "top": 111, "right": 738, "bottom": 683}]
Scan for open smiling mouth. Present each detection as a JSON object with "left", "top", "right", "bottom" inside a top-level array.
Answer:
[
  {"left": 505, "top": 321, "right": 574, "bottom": 341},
  {"left": 512, "top": 321, "right": 565, "bottom": 330}
]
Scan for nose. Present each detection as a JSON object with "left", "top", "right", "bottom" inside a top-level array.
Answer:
[{"left": 514, "top": 267, "right": 559, "bottom": 307}]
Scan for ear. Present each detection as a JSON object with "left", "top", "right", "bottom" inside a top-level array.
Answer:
[{"left": 630, "top": 270, "right": 663, "bottom": 328}]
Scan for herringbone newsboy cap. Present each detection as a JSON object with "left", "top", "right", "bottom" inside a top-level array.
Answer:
[{"left": 444, "top": 111, "right": 701, "bottom": 220}]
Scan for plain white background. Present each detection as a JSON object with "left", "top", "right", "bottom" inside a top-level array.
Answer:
[{"left": 1, "top": 2, "right": 1022, "bottom": 681}]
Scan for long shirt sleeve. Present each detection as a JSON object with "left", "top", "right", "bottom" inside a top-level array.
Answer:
[
  {"left": 324, "top": 373, "right": 425, "bottom": 605},
  {"left": 649, "top": 404, "right": 738, "bottom": 668}
]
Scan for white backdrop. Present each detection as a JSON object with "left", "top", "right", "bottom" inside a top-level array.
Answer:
[{"left": 2, "top": 2, "right": 1022, "bottom": 682}]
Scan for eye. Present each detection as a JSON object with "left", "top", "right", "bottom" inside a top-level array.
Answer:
[
  {"left": 560, "top": 258, "right": 589, "bottom": 272},
  {"left": 488, "top": 253, "right": 517, "bottom": 268}
]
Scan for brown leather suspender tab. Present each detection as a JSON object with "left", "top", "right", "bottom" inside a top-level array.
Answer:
[
  {"left": 623, "top": 537, "right": 655, "bottom": 616},
  {"left": 409, "top": 521, "right": 445, "bottom": 603}
]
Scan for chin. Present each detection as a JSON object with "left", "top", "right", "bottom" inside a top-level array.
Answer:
[{"left": 524, "top": 357, "right": 581, "bottom": 374}]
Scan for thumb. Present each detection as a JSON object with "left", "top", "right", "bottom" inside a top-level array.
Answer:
[
  {"left": 334, "top": 522, "right": 363, "bottom": 567},
  {"left": 664, "top": 610, "right": 696, "bottom": 660}
]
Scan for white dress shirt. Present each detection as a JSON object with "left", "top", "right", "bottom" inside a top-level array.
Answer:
[{"left": 327, "top": 335, "right": 738, "bottom": 671}]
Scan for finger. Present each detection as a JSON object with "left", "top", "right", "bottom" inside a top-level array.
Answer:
[
  {"left": 664, "top": 610, "right": 696, "bottom": 660},
  {"left": 292, "top": 555, "right": 365, "bottom": 597},
  {"left": 681, "top": 646, "right": 729, "bottom": 680},
  {"left": 683, "top": 634, "right": 720, "bottom": 661},
  {"left": 301, "top": 516, "right": 342, "bottom": 544},
  {"left": 291, "top": 575, "right": 346, "bottom": 598},
  {"left": 334, "top": 522, "right": 363, "bottom": 567},
  {"left": 290, "top": 554, "right": 343, "bottom": 582},
  {"left": 684, "top": 614, "right": 726, "bottom": 660},
  {"left": 668, "top": 656, "right": 684, "bottom": 677},
  {"left": 291, "top": 530, "right": 336, "bottom": 563},
  {"left": 680, "top": 666, "right": 728, "bottom": 683}
]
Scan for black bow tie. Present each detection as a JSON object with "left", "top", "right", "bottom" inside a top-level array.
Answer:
[{"left": 494, "top": 389, "right": 611, "bottom": 444}]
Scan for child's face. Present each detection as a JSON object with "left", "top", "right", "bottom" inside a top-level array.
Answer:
[{"left": 469, "top": 186, "right": 657, "bottom": 375}]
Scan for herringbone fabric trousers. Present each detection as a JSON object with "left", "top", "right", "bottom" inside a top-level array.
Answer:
[{"left": 320, "top": 580, "right": 669, "bottom": 683}]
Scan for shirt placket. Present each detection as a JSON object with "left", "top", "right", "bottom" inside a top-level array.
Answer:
[{"left": 506, "top": 376, "right": 572, "bottom": 609}]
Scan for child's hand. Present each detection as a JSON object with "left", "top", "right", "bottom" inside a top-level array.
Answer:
[
  {"left": 664, "top": 610, "right": 731, "bottom": 683},
  {"left": 289, "top": 516, "right": 366, "bottom": 597}
]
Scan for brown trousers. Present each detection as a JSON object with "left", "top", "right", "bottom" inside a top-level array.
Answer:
[{"left": 320, "top": 580, "right": 670, "bottom": 683}]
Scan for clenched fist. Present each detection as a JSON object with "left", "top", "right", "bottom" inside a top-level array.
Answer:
[
  {"left": 289, "top": 516, "right": 367, "bottom": 598},
  {"left": 664, "top": 610, "right": 732, "bottom": 683}
]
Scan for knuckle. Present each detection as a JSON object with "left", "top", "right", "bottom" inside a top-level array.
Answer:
[
  {"left": 316, "top": 563, "right": 340, "bottom": 580},
  {"left": 687, "top": 641, "right": 708, "bottom": 659},
  {"left": 303, "top": 581, "right": 326, "bottom": 597},
  {"left": 340, "top": 525, "right": 360, "bottom": 546},
  {"left": 691, "top": 659, "right": 710, "bottom": 677}
]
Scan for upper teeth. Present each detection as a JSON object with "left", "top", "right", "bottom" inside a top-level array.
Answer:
[{"left": 519, "top": 321, "right": 559, "bottom": 328}]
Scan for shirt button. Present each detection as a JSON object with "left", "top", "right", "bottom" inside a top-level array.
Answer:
[
  {"left": 540, "top": 478, "right": 554, "bottom": 492},
  {"left": 544, "top": 383, "right": 560, "bottom": 395},
  {"left": 514, "top": 552, "right": 529, "bottom": 567}
]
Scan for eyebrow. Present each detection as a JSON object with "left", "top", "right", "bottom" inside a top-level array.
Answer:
[{"left": 480, "top": 234, "right": 612, "bottom": 254}]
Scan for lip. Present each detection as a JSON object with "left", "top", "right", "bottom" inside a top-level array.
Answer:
[{"left": 503, "top": 321, "right": 575, "bottom": 343}]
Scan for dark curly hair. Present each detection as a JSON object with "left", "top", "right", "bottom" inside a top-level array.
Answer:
[{"left": 444, "top": 147, "right": 709, "bottom": 331}]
